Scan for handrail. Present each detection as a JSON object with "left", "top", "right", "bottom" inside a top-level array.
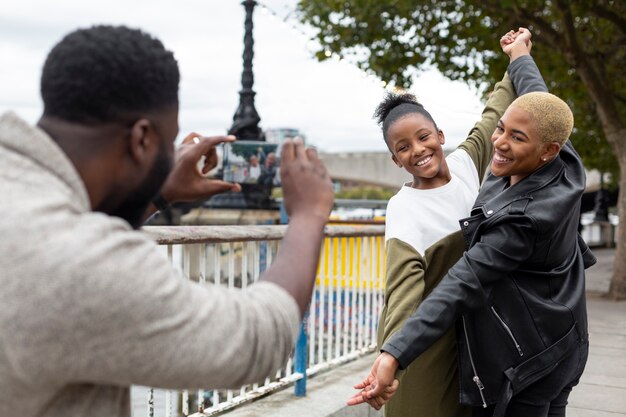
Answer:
[
  {"left": 143, "top": 224, "right": 385, "bottom": 245},
  {"left": 136, "top": 224, "right": 386, "bottom": 416}
]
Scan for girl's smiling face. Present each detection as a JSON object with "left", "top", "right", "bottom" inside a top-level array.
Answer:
[{"left": 387, "top": 113, "right": 450, "bottom": 190}]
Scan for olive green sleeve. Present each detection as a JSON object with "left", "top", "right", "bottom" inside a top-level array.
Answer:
[
  {"left": 457, "top": 73, "right": 516, "bottom": 182},
  {"left": 379, "top": 239, "right": 426, "bottom": 345}
]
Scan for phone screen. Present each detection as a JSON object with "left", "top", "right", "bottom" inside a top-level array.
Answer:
[{"left": 222, "top": 140, "right": 281, "bottom": 187}]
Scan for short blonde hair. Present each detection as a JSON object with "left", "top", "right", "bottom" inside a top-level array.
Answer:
[{"left": 510, "top": 92, "right": 574, "bottom": 146}]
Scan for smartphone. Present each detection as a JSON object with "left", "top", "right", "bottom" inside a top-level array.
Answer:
[{"left": 222, "top": 140, "right": 282, "bottom": 187}]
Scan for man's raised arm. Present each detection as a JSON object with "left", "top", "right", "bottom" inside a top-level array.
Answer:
[{"left": 259, "top": 138, "right": 334, "bottom": 316}]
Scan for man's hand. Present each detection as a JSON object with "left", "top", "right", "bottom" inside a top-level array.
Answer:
[
  {"left": 257, "top": 138, "right": 334, "bottom": 316},
  {"left": 280, "top": 138, "right": 333, "bottom": 223},
  {"left": 346, "top": 352, "right": 400, "bottom": 410},
  {"left": 160, "top": 132, "right": 241, "bottom": 204},
  {"left": 501, "top": 27, "right": 532, "bottom": 61}
]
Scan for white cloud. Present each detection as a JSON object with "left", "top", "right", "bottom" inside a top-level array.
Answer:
[{"left": 0, "top": 0, "right": 485, "bottom": 152}]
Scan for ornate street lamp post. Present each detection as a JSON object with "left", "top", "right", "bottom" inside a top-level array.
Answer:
[
  {"left": 149, "top": 1, "right": 274, "bottom": 223},
  {"left": 204, "top": 0, "right": 275, "bottom": 212},
  {"left": 229, "top": 0, "right": 265, "bottom": 141}
]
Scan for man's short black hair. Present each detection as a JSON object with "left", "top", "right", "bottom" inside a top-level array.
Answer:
[{"left": 41, "top": 25, "right": 179, "bottom": 124}]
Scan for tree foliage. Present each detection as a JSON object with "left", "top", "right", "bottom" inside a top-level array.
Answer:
[{"left": 296, "top": 0, "right": 625, "bottom": 180}]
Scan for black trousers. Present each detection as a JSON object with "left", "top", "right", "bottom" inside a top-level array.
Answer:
[{"left": 472, "top": 341, "right": 588, "bottom": 417}]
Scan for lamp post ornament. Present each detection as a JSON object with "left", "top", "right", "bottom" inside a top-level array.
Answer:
[{"left": 229, "top": 0, "right": 265, "bottom": 142}]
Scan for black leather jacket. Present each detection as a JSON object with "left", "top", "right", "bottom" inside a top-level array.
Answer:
[{"left": 382, "top": 56, "right": 596, "bottom": 414}]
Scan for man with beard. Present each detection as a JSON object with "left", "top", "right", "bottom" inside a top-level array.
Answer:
[{"left": 0, "top": 25, "right": 334, "bottom": 417}]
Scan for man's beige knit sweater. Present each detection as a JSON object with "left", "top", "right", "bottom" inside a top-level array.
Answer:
[{"left": 0, "top": 112, "right": 300, "bottom": 417}]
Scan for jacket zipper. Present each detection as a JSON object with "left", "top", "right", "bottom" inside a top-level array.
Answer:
[
  {"left": 490, "top": 306, "right": 524, "bottom": 356},
  {"left": 462, "top": 316, "right": 488, "bottom": 408}
]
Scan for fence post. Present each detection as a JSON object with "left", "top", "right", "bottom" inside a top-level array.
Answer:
[
  {"left": 294, "top": 315, "right": 308, "bottom": 396},
  {"left": 280, "top": 201, "right": 308, "bottom": 397}
]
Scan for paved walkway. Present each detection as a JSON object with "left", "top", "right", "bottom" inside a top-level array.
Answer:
[
  {"left": 569, "top": 247, "right": 626, "bottom": 416},
  {"left": 585, "top": 247, "right": 616, "bottom": 295}
]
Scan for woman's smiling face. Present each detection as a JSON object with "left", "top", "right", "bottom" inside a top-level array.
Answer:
[{"left": 490, "top": 105, "right": 555, "bottom": 186}]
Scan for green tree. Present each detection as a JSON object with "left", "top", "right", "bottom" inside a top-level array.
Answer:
[{"left": 297, "top": 0, "right": 626, "bottom": 299}]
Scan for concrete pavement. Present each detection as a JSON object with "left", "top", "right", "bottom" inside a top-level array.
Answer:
[
  {"left": 585, "top": 247, "right": 616, "bottom": 295},
  {"left": 570, "top": 297, "right": 626, "bottom": 416},
  {"left": 569, "top": 247, "right": 626, "bottom": 416}
]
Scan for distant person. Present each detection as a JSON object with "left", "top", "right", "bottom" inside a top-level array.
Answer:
[
  {"left": 350, "top": 29, "right": 594, "bottom": 417},
  {"left": 346, "top": 28, "right": 546, "bottom": 417},
  {"left": 259, "top": 151, "right": 278, "bottom": 187},
  {"left": 0, "top": 25, "right": 334, "bottom": 417},
  {"left": 246, "top": 154, "right": 262, "bottom": 182}
]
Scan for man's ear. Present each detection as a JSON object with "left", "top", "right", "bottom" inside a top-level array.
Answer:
[
  {"left": 391, "top": 154, "right": 402, "bottom": 168},
  {"left": 438, "top": 129, "right": 445, "bottom": 145},
  {"left": 128, "top": 118, "right": 153, "bottom": 164}
]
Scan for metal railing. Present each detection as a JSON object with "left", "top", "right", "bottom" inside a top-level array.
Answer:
[{"left": 135, "top": 224, "right": 385, "bottom": 417}]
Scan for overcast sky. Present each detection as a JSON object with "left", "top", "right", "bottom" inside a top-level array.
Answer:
[{"left": 0, "top": 0, "right": 486, "bottom": 152}]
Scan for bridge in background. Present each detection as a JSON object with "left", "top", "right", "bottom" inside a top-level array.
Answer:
[{"left": 318, "top": 151, "right": 409, "bottom": 188}]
